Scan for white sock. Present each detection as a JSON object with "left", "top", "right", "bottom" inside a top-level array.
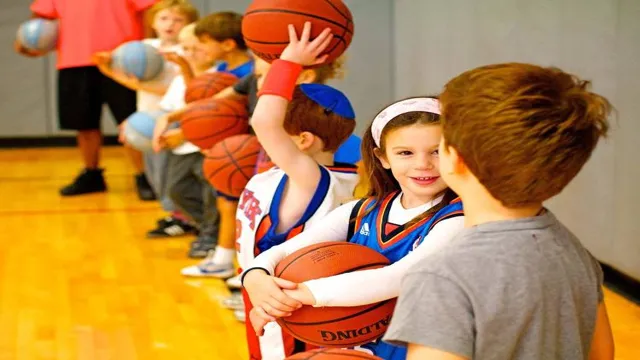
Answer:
[{"left": 212, "top": 246, "right": 235, "bottom": 265}]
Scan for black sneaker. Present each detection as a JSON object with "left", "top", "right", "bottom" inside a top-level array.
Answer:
[
  {"left": 135, "top": 173, "right": 156, "bottom": 201},
  {"left": 147, "top": 217, "right": 197, "bottom": 238},
  {"left": 60, "top": 168, "right": 107, "bottom": 196},
  {"left": 188, "top": 236, "right": 217, "bottom": 258}
]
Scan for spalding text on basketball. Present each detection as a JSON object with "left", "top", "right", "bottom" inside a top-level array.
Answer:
[{"left": 318, "top": 315, "right": 392, "bottom": 342}]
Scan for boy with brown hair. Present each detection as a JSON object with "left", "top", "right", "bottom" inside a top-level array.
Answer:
[
  {"left": 384, "top": 63, "right": 615, "bottom": 360},
  {"left": 197, "top": 23, "right": 359, "bottom": 360},
  {"left": 151, "top": 12, "right": 253, "bottom": 255}
]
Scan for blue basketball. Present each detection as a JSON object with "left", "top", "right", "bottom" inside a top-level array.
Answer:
[
  {"left": 112, "top": 41, "right": 164, "bottom": 81},
  {"left": 334, "top": 134, "right": 362, "bottom": 165},
  {"left": 123, "top": 111, "right": 164, "bottom": 151},
  {"left": 16, "top": 18, "right": 58, "bottom": 52}
]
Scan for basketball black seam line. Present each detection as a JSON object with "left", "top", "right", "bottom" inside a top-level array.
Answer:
[
  {"left": 279, "top": 319, "right": 384, "bottom": 348},
  {"left": 205, "top": 148, "right": 259, "bottom": 160},
  {"left": 184, "top": 103, "right": 247, "bottom": 140},
  {"left": 320, "top": 0, "right": 353, "bottom": 57},
  {"left": 205, "top": 151, "right": 258, "bottom": 182},
  {"left": 244, "top": 9, "right": 353, "bottom": 35},
  {"left": 181, "top": 114, "right": 246, "bottom": 125},
  {"left": 322, "top": 0, "right": 351, "bottom": 22},
  {"left": 244, "top": 34, "right": 346, "bottom": 45},
  {"left": 223, "top": 141, "right": 250, "bottom": 194},
  {"left": 275, "top": 242, "right": 360, "bottom": 277},
  {"left": 187, "top": 116, "right": 245, "bottom": 141},
  {"left": 182, "top": 99, "right": 244, "bottom": 124},
  {"left": 283, "top": 298, "right": 393, "bottom": 326}
]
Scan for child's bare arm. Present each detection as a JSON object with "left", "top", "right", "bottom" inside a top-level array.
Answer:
[
  {"left": 251, "top": 23, "right": 333, "bottom": 191},
  {"left": 589, "top": 301, "right": 614, "bottom": 360},
  {"left": 163, "top": 51, "right": 194, "bottom": 83},
  {"left": 406, "top": 345, "right": 468, "bottom": 360}
]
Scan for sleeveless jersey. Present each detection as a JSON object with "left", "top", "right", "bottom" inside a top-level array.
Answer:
[
  {"left": 236, "top": 163, "right": 359, "bottom": 360},
  {"left": 346, "top": 191, "right": 464, "bottom": 360}
]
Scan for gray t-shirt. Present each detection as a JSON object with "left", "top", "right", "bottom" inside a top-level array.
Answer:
[
  {"left": 233, "top": 73, "right": 258, "bottom": 116},
  {"left": 384, "top": 211, "right": 603, "bottom": 360}
]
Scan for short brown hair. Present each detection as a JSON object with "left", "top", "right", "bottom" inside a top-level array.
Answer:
[
  {"left": 440, "top": 63, "right": 612, "bottom": 207},
  {"left": 195, "top": 12, "right": 246, "bottom": 50},
  {"left": 283, "top": 87, "right": 355, "bottom": 152},
  {"left": 145, "top": 0, "right": 200, "bottom": 37}
]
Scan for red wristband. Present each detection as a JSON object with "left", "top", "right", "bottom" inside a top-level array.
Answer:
[{"left": 257, "top": 59, "right": 303, "bottom": 101}]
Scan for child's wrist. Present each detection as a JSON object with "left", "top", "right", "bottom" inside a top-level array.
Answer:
[{"left": 257, "top": 59, "right": 303, "bottom": 101}]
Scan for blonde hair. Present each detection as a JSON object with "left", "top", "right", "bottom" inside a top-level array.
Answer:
[
  {"left": 145, "top": 0, "right": 200, "bottom": 38},
  {"left": 313, "top": 55, "right": 346, "bottom": 84}
]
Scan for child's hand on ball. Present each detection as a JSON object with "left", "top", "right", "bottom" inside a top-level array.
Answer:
[
  {"left": 280, "top": 22, "right": 333, "bottom": 67},
  {"left": 243, "top": 270, "right": 303, "bottom": 318},
  {"left": 161, "top": 128, "right": 185, "bottom": 149},
  {"left": 117, "top": 120, "right": 128, "bottom": 144},
  {"left": 282, "top": 283, "right": 316, "bottom": 306},
  {"left": 13, "top": 39, "right": 46, "bottom": 58},
  {"left": 249, "top": 308, "right": 271, "bottom": 337},
  {"left": 92, "top": 52, "right": 111, "bottom": 67}
]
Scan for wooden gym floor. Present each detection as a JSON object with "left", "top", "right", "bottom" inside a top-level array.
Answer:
[{"left": 0, "top": 147, "right": 638, "bottom": 360}]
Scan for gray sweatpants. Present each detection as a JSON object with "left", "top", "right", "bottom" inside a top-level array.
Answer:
[
  {"left": 166, "top": 152, "right": 219, "bottom": 241},
  {"left": 143, "top": 150, "right": 174, "bottom": 212}
]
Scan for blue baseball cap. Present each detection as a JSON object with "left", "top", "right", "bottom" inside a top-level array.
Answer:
[{"left": 299, "top": 83, "right": 355, "bottom": 120}]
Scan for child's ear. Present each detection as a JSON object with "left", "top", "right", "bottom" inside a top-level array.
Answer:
[
  {"left": 440, "top": 139, "right": 467, "bottom": 175},
  {"left": 373, "top": 148, "right": 391, "bottom": 169},
  {"left": 221, "top": 39, "right": 237, "bottom": 52},
  {"left": 297, "top": 131, "right": 314, "bottom": 150},
  {"left": 296, "top": 69, "right": 317, "bottom": 84}
]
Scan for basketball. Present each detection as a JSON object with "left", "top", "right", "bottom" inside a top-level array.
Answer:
[
  {"left": 111, "top": 41, "right": 164, "bottom": 81},
  {"left": 274, "top": 242, "right": 396, "bottom": 347},
  {"left": 242, "top": 0, "right": 354, "bottom": 64},
  {"left": 203, "top": 134, "right": 261, "bottom": 198},
  {"left": 179, "top": 98, "right": 249, "bottom": 150},
  {"left": 286, "top": 348, "right": 382, "bottom": 360},
  {"left": 123, "top": 111, "right": 164, "bottom": 152},
  {"left": 16, "top": 18, "right": 58, "bottom": 52},
  {"left": 185, "top": 72, "right": 239, "bottom": 104}
]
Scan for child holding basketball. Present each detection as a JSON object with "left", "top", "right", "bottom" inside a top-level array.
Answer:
[
  {"left": 17, "top": 0, "right": 156, "bottom": 199},
  {"left": 242, "top": 94, "right": 465, "bottom": 360},
  {"left": 382, "top": 64, "right": 614, "bottom": 360},
  {"left": 197, "top": 22, "right": 360, "bottom": 360},
  {"left": 180, "top": 55, "right": 348, "bottom": 276},
  {"left": 94, "top": 0, "right": 199, "bottom": 235},
  {"left": 152, "top": 12, "right": 254, "bottom": 257}
]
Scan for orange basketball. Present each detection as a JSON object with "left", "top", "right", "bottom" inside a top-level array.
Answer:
[
  {"left": 242, "top": 0, "right": 354, "bottom": 64},
  {"left": 203, "top": 134, "right": 261, "bottom": 198},
  {"left": 275, "top": 242, "right": 396, "bottom": 348},
  {"left": 185, "top": 72, "right": 238, "bottom": 104},
  {"left": 180, "top": 98, "right": 249, "bottom": 150},
  {"left": 286, "top": 348, "right": 382, "bottom": 360}
]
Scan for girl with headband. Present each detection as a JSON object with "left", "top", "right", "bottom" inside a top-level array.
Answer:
[{"left": 242, "top": 96, "right": 466, "bottom": 360}]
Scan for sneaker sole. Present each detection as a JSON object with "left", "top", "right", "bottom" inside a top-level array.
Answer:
[
  {"left": 59, "top": 188, "right": 107, "bottom": 196},
  {"left": 181, "top": 269, "right": 235, "bottom": 279}
]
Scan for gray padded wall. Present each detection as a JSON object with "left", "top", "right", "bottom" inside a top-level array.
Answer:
[
  {"left": 394, "top": 0, "right": 639, "bottom": 280},
  {"left": 1, "top": 2, "right": 50, "bottom": 136}
]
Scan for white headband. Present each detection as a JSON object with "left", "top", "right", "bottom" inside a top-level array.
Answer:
[{"left": 371, "top": 97, "right": 441, "bottom": 147}]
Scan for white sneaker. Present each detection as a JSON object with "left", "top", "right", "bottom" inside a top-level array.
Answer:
[
  {"left": 234, "top": 309, "right": 246, "bottom": 323},
  {"left": 181, "top": 251, "right": 235, "bottom": 278},
  {"left": 225, "top": 274, "right": 242, "bottom": 289},
  {"left": 221, "top": 293, "right": 245, "bottom": 311}
]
